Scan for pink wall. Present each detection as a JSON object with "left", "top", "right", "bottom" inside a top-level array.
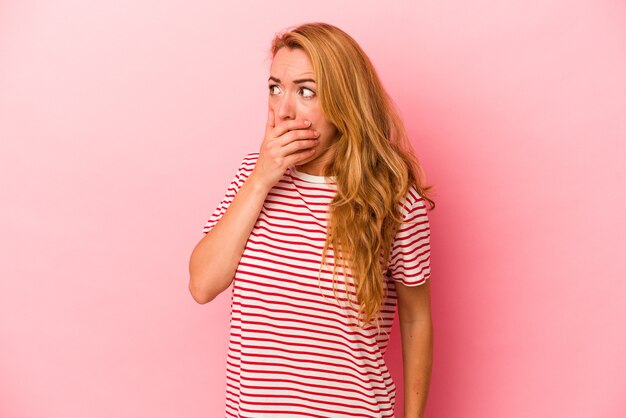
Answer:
[{"left": 1, "top": 1, "right": 625, "bottom": 417}]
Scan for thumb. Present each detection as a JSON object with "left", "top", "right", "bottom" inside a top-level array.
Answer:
[{"left": 266, "top": 108, "right": 275, "bottom": 130}]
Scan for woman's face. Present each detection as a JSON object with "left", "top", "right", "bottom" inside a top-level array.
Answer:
[{"left": 268, "top": 47, "right": 339, "bottom": 174}]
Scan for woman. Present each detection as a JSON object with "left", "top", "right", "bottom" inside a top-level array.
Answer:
[{"left": 189, "top": 22, "right": 435, "bottom": 418}]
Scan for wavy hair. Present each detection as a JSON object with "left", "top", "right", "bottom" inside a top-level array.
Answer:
[{"left": 269, "top": 22, "right": 436, "bottom": 333}]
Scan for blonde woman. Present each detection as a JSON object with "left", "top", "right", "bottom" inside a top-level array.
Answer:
[{"left": 189, "top": 22, "right": 435, "bottom": 418}]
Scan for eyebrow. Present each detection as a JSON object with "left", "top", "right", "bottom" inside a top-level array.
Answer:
[{"left": 268, "top": 76, "right": 316, "bottom": 84}]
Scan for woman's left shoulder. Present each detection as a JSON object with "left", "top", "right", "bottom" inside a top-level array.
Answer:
[{"left": 399, "top": 184, "right": 428, "bottom": 217}]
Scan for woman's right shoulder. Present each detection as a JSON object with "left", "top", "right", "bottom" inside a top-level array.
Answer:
[
  {"left": 240, "top": 151, "right": 260, "bottom": 165},
  {"left": 236, "top": 151, "right": 260, "bottom": 171},
  {"left": 224, "top": 152, "right": 259, "bottom": 192}
]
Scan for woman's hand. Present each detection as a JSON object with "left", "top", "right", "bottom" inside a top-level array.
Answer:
[{"left": 250, "top": 108, "right": 321, "bottom": 190}]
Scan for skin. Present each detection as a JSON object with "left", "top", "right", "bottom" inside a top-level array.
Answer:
[
  {"left": 249, "top": 46, "right": 340, "bottom": 190},
  {"left": 252, "top": 46, "right": 434, "bottom": 417},
  {"left": 396, "top": 280, "right": 433, "bottom": 418}
]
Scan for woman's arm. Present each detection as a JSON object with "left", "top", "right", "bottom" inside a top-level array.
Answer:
[
  {"left": 396, "top": 279, "right": 433, "bottom": 418},
  {"left": 188, "top": 172, "right": 272, "bottom": 304},
  {"left": 189, "top": 108, "right": 320, "bottom": 304}
]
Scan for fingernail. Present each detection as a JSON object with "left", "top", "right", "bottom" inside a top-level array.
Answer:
[{"left": 304, "top": 120, "right": 311, "bottom": 126}]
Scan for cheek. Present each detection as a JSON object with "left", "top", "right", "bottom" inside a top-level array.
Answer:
[
  {"left": 321, "top": 120, "right": 338, "bottom": 139},
  {"left": 310, "top": 114, "right": 333, "bottom": 131},
  {"left": 319, "top": 114, "right": 336, "bottom": 132},
  {"left": 303, "top": 108, "right": 333, "bottom": 133}
]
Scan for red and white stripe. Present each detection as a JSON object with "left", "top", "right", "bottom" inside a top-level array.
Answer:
[{"left": 203, "top": 152, "right": 431, "bottom": 417}]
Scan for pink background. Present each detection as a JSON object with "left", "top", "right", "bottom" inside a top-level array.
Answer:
[{"left": 1, "top": 1, "right": 625, "bottom": 417}]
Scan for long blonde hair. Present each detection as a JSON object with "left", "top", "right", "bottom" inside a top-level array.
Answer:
[{"left": 269, "top": 22, "right": 435, "bottom": 333}]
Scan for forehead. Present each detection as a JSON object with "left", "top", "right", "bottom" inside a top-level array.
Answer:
[{"left": 270, "top": 48, "right": 315, "bottom": 79}]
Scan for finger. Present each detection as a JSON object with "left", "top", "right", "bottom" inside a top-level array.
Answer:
[
  {"left": 282, "top": 138, "right": 320, "bottom": 156},
  {"left": 266, "top": 108, "right": 275, "bottom": 131},
  {"left": 273, "top": 118, "right": 312, "bottom": 138},
  {"left": 277, "top": 128, "right": 320, "bottom": 147},
  {"left": 286, "top": 147, "right": 317, "bottom": 166}
]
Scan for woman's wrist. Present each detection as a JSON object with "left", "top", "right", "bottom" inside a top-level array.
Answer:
[{"left": 245, "top": 171, "right": 274, "bottom": 195}]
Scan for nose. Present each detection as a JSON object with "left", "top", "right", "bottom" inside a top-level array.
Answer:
[{"left": 276, "top": 91, "right": 296, "bottom": 121}]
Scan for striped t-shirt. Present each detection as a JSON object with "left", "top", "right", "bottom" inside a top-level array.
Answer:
[{"left": 202, "top": 152, "right": 431, "bottom": 418}]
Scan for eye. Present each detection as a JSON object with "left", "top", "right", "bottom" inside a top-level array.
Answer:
[
  {"left": 299, "top": 87, "right": 316, "bottom": 99},
  {"left": 268, "top": 84, "right": 280, "bottom": 95}
]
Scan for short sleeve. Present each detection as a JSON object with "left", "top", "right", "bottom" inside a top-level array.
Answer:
[
  {"left": 201, "top": 152, "right": 258, "bottom": 234},
  {"left": 386, "top": 185, "right": 432, "bottom": 286}
]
